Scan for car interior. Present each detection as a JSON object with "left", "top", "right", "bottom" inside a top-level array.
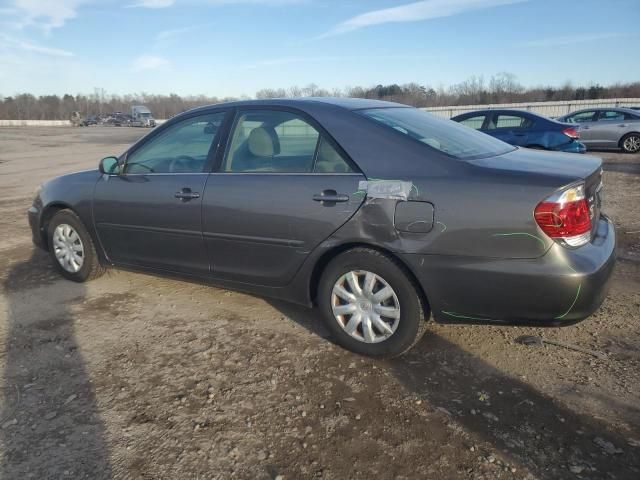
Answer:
[{"left": 224, "top": 112, "right": 353, "bottom": 174}]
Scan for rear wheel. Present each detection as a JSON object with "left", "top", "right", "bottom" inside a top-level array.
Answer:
[
  {"left": 47, "top": 209, "right": 105, "bottom": 282},
  {"left": 621, "top": 133, "right": 640, "bottom": 153},
  {"left": 318, "top": 248, "right": 428, "bottom": 357}
]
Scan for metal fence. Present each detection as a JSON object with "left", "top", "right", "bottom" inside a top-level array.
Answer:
[{"left": 422, "top": 98, "right": 640, "bottom": 119}]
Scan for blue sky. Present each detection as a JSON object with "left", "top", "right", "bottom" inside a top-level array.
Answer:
[{"left": 0, "top": 0, "right": 638, "bottom": 97}]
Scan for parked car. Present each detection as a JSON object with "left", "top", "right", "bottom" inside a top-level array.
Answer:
[
  {"left": 28, "top": 99, "right": 615, "bottom": 357},
  {"left": 452, "top": 109, "right": 586, "bottom": 153},
  {"left": 557, "top": 108, "right": 640, "bottom": 153}
]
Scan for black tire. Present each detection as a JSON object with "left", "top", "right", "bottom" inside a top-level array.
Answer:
[
  {"left": 47, "top": 209, "right": 105, "bottom": 282},
  {"left": 317, "top": 248, "right": 428, "bottom": 358},
  {"left": 620, "top": 133, "right": 640, "bottom": 153}
]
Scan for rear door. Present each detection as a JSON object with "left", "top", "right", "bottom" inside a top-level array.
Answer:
[
  {"left": 486, "top": 113, "right": 532, "bottom": 146},
  {"left": 201, "top": 108, "right": 365, "bottom": 287},
  {"left": 93, "top": 111, "right": 228, "bottom": 274}
]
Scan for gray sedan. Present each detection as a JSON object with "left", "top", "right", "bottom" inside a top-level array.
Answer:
[
  {"left": 28, "top": 98, "right": 616, "bottom": 357},
  {"left": 557, "top": 107, "right": 640, "bottom": 153}
]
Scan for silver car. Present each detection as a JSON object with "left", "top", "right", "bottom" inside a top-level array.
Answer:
[{"left": 557, "top": 107, "right": 640, "bottom": 153}]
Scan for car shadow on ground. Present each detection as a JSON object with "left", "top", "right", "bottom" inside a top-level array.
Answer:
[
  {"left": 269, "top": 299, "right": 640, "bottom": 480},
  {"left": 1, "top": 250, "right": 112, "bottom": 479}
]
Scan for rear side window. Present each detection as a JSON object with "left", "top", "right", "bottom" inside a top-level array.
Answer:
[
  {"left": 223, "top": 110, "right": 355, "bottom": 173},
  {"left": 458, "top": 115, "right": 486, "bottom": 130},
  {"left": 599, "top": 110, "right": 637, "bottom": 121},
  {"left": 494, "top": 114, "right": 534, "bottom": 129},
  {"left": 360, "top": 107, "right": 514, "bottom": 160}
]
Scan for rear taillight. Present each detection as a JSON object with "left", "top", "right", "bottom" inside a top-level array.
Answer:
[
  {"left": 562, "top": 127, "right": 579, "bottom": 139},
  {"left": 534, "top": 183, "right": 591, "bottom": 247}
]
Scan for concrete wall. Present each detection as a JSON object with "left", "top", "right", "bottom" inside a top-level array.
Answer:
[
  {"left": 0, "top": 120, "right": 72, "bottom": 126},
  {"left": 422, "top": 98, "right": 640, "bottom": 119}
]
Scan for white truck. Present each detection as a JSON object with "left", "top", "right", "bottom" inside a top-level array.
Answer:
[{"left": 131, "top": 106, "right": 156, "bottom": 128}]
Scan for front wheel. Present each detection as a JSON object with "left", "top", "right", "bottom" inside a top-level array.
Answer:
[
  {"left": 47, "top": 209, "right": 105, "bottom": 282},
  {"left": 318, "top": 248, "right": 428, "bottom": 357},
  {"left": 621, "top": 133, "right": 640, "bottom": 153}
]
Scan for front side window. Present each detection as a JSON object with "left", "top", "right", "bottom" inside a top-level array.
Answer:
[
  {"left": 125, "top": 112, "right": 225, "bottom": 174},
  {"left": 494, "top": 114, "right": 533, "bottom": 129},
  {"left": 458, "top": 115, "right": 486, "bottom": 130},
  {"left": 566, "top": 111, "right": 596, "bottom": 123},
  {"left": 360, "top": 107, "right": 514, "bottom": 160},
  {"left": 223, "top": 110, "right": 355, "bottom": 173}
]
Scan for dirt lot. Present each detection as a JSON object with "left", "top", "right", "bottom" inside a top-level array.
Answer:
[{"left": 0, "top": 126, "right": 639, "bottom": 480}]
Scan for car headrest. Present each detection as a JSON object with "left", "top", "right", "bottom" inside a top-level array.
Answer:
[{"left": 248, "top": 127, "right": 280, "bottom": 157}]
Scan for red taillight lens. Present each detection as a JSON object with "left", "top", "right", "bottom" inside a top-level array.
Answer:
[
  {"left": 562, "top": 127, "right": 579, "bottom": 139},
  {"left": 534, "top": 184, "right": 592, "bottom": 247}
]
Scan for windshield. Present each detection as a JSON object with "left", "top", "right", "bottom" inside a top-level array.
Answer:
[
  {"left": 359, "top": 107, "right": 515, "bottom": 160},
  {"left": 140, "top": 112, "right": 150, "bottom": 118}
]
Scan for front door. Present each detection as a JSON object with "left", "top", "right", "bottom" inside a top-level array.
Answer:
[
  {"left": 93, "top": 111, "right": 227, "bottom": 274},
  {"left": 201, "top": 108, "right": 365, "bottom": 287}
]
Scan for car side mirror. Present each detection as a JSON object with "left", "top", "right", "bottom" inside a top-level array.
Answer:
[{"left": 99, "top": 156, "right": 119, "bottom": 175}]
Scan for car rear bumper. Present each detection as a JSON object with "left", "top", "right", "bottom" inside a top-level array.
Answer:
[{"left": 399, "top": 215, "right": 616, "bottom": 325}]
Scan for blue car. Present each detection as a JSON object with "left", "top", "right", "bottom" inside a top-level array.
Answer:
[{"left": 452, "top": 109, "right": 586, "bottom": 153}]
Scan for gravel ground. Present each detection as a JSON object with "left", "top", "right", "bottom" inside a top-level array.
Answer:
[{"left": 0, "top": 126, "right": 638, "bottom": 480}]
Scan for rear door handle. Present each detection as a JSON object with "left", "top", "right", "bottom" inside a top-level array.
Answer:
[
  {"left": 174, "top": 188, "right": 200, "bottom": 201},
  {"left": 313, "top": 190, "right": 349, "bottom": 203},
  {"left": 618, "top": 123, "right": 629, "bottom": 127}
]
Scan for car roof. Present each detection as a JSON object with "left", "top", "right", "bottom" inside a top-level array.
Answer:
[
  {"left": 453, "top": 108, "right": 541, "bottom": 117},
  {"left": 185, "top": 97, "right": 408, "bottom": 115},
  {"left": 564, "top": 107, "right": 640, "bottom": 115}
]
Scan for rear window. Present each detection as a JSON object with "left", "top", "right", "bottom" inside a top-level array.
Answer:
[{"left": 359, "top": 107, "right": 514, "bottom": 160}]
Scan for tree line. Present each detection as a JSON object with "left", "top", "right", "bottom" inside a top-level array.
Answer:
[{"left": 2, "top": 73, "right": 639, "bottom": 120}]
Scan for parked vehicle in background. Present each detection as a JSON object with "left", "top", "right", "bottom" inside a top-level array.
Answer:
[
  {"left": 105, "top": 113, "right": 132, "bottom": 127},
  {"left": 69, "top": 111, "right": 86, "bottom": 127},
  {"left": 84, "top": 115, "right": 99, "bottom": 126},
  {"left": 28, "top": 98, "right": 615, "bottom": 357},
  {"left": 452, "top": 109, "right": 586, "bottom": 153},
  {"left": 557, "top": 108, "right": 640, "bottom": 153},
  {"left": 131, "top": 106, "right": 156, "bottom": 127}
]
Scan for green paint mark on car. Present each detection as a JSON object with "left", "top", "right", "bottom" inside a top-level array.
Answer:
[{"left": 554, "top": 283, "right": 582, "bottom": 319}]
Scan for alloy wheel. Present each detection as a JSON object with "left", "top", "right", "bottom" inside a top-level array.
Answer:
[{"left": 623, "top": 135, "right": 640, "bottom": 153}]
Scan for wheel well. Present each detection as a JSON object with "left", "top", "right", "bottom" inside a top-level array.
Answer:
[
  {"left": 309, "top": 242, "right": 430, "bottom": 313},
  {"left": 39, "top": 203, "right": 71, "bottom": 250}
]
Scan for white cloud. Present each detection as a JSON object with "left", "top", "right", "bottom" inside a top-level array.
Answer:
[
  {"left": 318, "top": 0, "right": 527, "bottom": 38},
  {"left": 520, "top": 33, "right": 634, "bottom": 47},
  {"left": 126, "top": 0, "right": 305, "bottom": 8},
  {"left": 125, "top": 0, "right": 174, "bottom": 8},
  {"left": 132, "top": 54, "right": 171, "bottom": 70},
  {"left": 11, "top": 0, "right": 87, "bottom": 31},
  {"left": 0, "top": 33, "right": 74, "bottom": 57}
]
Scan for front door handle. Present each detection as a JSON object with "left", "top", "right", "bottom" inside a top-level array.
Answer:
[
  {"left": 313, "top": 190, "right": 349, "bottom": 204},
  {"left": 618, "top": 123, "right": 629, "bottom": 127},
  {"left": 174, "top": 188, "right": 200, "bottom": 201}
]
